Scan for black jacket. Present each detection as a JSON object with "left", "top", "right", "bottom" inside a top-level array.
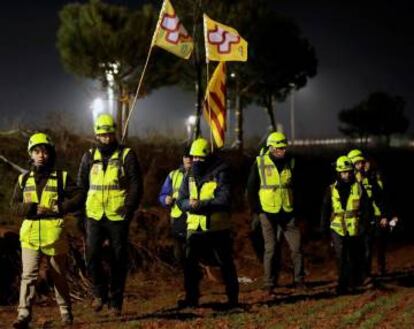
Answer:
[
  {"left": 320, "top": 178, "right": 373, "bottom": 235},
  {"left": 77, "top": 143, "right": 143, "bottom": 220},
  {"left": 177, "top": 156, "right": 231, "bottom": 215}
]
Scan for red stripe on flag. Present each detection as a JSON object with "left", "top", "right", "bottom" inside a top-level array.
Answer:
[
  {"left": 203, "top": 99, "right": 225, "bottom": 142},
  {"left": 210, "top": 92, "right": 226, "bottom": 130},
  {"left": 220, "top": 81, "right": 226, "bottom": 96}
]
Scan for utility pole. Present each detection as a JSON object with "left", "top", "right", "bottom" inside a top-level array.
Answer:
[{"left": 289, "top": 84, "right": 296, "bottom": 144}]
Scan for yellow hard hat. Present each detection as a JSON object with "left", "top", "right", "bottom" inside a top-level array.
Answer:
[
  {"left": 190, "top": 138, "right": 210, "bottom": 157},
  {"left": 347, "top": 149, "right": 365, "bottom": 164},
  {"left": 267, "top": 132, "right": 288, "bottom": 148},
  {"left": 94, "top": 113, "right": 116, "bottom": 135},
  {"left": 336, "top": 156, "right": 353, "bottom": 172},
  {"left": 27, "top": 133, "right": 54, "bottom": 154}
]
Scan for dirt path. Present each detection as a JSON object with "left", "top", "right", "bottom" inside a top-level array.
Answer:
[{"left": 1, "top": 245, "right": 414, "bottom": 329}]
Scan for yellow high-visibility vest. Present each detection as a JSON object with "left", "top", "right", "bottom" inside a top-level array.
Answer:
[
  {"left": 256, "top": 154, "right": 293, "bottom": 214},
  {"left": 18, "top": 170, "right": 68, "bottom": 256},
  {"left": 186, "top": 176, "right": 230, "bottom": 232},
  {"left": 330, "top": 182, "right": 362, "bottom": 236},
  {"left": 169, "top": 169, "right": 184, "bottom": 219},
  {"left": 86, "top": 147, "right": 130, "bottom": 221}
]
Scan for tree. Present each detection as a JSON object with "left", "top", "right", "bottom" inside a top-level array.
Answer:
[
  {"left": 57, "top": 0, "right": 179, "bottom": 138},
  {"left": 339, "top": 91, "right": 409, "bottom": 144},
  {"left": 243, "top": 5, "right": 317, "bottom": 133}
]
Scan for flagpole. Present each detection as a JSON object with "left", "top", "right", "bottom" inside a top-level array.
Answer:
[
  {"left": 121, "top": 0, "right": 166, "bottom": 143},
  {"left": 203, "top": 14, "right": 214, "bottom": 153},
  {"left": 121, "top": 47, "right": 153, "bottom": 143}
]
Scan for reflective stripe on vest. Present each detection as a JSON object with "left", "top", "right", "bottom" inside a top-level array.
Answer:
[
  {"left": 18, "top": 170, "right": 68, "bottom": 255},
  {"left": 186, "top": 176, "right": 230, "bottom": 232},
  {"left": 330, "top": 182, "right": 362, "bottom": 237},
  {"left": 169, "top": 169, "right": 184, "bottom": 218},
  {"left": 86, "top": 147, "right": 130, "bottom": 221},
  {"left": 257, "top": 155, "right": 293, "bottom": 214}
]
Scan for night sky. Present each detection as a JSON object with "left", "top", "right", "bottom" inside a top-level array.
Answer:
[{"left": 0, "top": 0, "right": 413, "bottom": 140}]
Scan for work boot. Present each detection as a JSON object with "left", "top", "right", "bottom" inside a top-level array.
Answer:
[
  {"left": 335, "top": 285, "right": 349, "bottom": 296},
  {"left": 293, "top": 281, "right": 308, "bottom": 291},
  {"left": 91, "top": 297, "right": 105, "bottom": 312},
  {"left": 108, "top": 307, "right": 122, "bottom": 317},
  {"left": 177, "top": 298, "right": 199, "bottom": 309},
  {"left": 12, "top": 315, "right": 31, "bottom": 329},
  {"left": 224, "top": 297, "right": 240, "bottom": 310},
  {"left": 261, "top": 286, "right": 277, "bottom": 298},
  {"left": 61, "top": 312, "right": 73, "bottom": 326}
]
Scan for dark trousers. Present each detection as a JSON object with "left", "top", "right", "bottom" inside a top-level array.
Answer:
[
  {"left": 171, "top": 214, "right": 187, "bottom": 266},
  {"left": 184, "top": 230, "right": 239, "bottom": 304},
  {"left": 364, "top": 222, "right": 388, "bottom": 276},
  {"left": 260, "top": 213, "right": 305, "bottom": 289},
  {"left": 331, "top": 232, "right": 365, "bottom": 290},
  {"left": 172, "top": 237, "right": 186, "bottom": 266},
  {"left": 86, "top": 218, "right": 129, "bottom": 309}
]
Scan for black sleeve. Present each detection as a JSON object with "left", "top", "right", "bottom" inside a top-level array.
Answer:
[
  {"left": 76, "top": 151, "right": 91, "bottom": 202},
  {"left": 123, "top": 149, "right": 143, "bottom": 214},
  {"left": 360, "top": 187, "right": 374, "bottom": 224},
  {"left": 10, "top": 177, "right": 37, "bottom": 218},
  {"left": 320, "top": 186, "right": 332, "bottom": 233},
  {"left": 61, "top": 174, "right": 84, "bottom": 214},
  {"left": 369, "top": 176, "right": 389, "bottom": 218},
  {"left": 246, "top": 161, "right": 262, "bottom": 213},
  {"left": 291, "top": 158, "right": 304, "bottom": 217},
  {"left": 176, "top": 173, "right": 191, "bottom": 212}
]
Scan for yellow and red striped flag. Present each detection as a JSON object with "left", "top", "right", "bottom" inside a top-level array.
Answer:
[
  {"left": 152, "top": 0, "right": 193, "bottom": 59},
  {"left": 203, "top": 14, "right": 248, "bottom": 62},
  {"left": 203, "top": 62, "right": 227, "bottom": 148}
]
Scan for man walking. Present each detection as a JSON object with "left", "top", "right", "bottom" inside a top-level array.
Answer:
[
  {"left": 177, "top": 138, "right": 239, "bottom": 308},
  {"left": 77, "top": 113, "right": 142, "bottom": 315},
  {"left": 12, "top": 133, "right": 82, "bottom": 328},
  {"left": 247, "top": 132, "right": 305, "bottom": 295}
]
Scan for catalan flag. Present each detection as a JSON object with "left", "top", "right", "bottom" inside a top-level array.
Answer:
[
  {"left": 152, "top": 0, "right": 193, "bottom": 59},
  {"left": 203, "top": 14, "right": 248, "bottom": 62},
  {"left": 203, "top": 62, "right": 227, "bottom": 148}
]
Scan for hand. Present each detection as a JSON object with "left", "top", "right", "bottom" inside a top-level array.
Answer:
[
  {"left": 379, "top": 217, "right": 388, "bottom": 228},
  {"left": 36, "top": 206, "right": 56, "bottom": 216},
  {"left": 165, "top": 196, "right": 174, "bottom": 206},
  {"left": 189, "top": 198, "right": 200, "bottom": 209},
  {"left": 389, "top": 217, "right": 399, "bottom": 228}
]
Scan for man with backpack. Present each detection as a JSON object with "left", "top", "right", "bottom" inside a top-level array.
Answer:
[{"left": 77, "top": 113, "right": 142, "bottom": 316}]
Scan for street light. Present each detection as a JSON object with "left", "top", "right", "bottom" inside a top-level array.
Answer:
[
  {"left": 289, "top": 83, "right": 296, "bottom": 144},
  {"left": 90, "top": 97, "right": 105, "bottom": 121},
  {"left": 186, "top": 115, "right": 197, "bottom": 140},
  {"left": 100, "top": 62, "right": 120, "bottom": 116}
]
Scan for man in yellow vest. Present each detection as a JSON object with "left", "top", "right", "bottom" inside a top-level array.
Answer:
[
  {"left": 347, "top": 149, "right": 390, "bottom": 277},
  {"left": 176, "top": 138, "right": 239, "bottom": 309},
  {"left": 320, "top": 155, "right": 373, "bottom": 295},
  {"left": 247, "top": 132, "right": 305, "bottom": 295},
  {"left": 77, "top": 114, "right": 142, "bottom": 316},
  {"left": 159, "top": 147, "right": 192, "bottom": 264},
  {"left": 12, "top": 133, "right": 83, "bottom": 329}
]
